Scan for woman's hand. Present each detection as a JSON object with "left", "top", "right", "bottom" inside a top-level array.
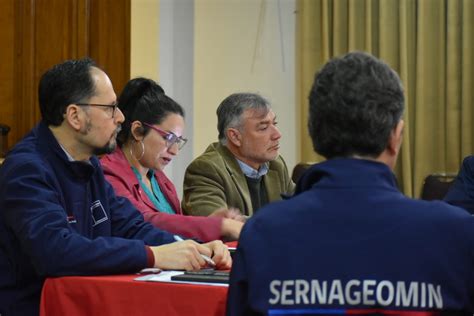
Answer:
[{"left": 210, "top": 207, "right": 247, "bottom": 222}]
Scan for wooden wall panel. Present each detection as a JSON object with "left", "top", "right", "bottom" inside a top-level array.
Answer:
[
  {"left": 0, "top": 0, "right": 131, "bottom": 150},
  {"left": 0, "top": 0, "right": 15, "bottom": 151},
  {"left": 14, "top": 0, "right": 43, "bottom": 143},
  {"left": 90, "top": 0, "right": 131, "bottom": 95}
]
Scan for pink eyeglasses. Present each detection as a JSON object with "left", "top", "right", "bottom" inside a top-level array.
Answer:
[{"left": 143, "top": 123, "right": 187, "bottom": 150}]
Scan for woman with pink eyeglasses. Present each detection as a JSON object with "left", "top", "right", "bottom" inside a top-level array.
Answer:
[{"left": 100, "top": 77, "right": 243, "bottom": 242}]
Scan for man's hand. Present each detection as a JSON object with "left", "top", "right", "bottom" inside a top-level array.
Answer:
[
  {"left": 203, "top": 240, "right": 232, "bottom": 270},
  {"left": 151, "top": 239, "right": 231, "bottom": 270}
]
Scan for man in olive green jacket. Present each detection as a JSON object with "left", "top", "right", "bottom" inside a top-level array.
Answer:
[{"left": 182, "top": 93, "right": 295, "bottom": 217}]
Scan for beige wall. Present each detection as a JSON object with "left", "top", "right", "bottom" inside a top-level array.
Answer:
[
  {"left": 131, "top": 0, "right": 159, "bottom": 81},
  {"left": 194, "top": 0, "right": 297, "bottom": 169},
  {"left": 130, "top": 0, "right": 297, "bottom": 194}
]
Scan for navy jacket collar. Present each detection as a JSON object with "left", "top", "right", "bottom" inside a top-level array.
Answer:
[
  {"left": 295, "top": 158, "right": 399, "bottom": 195},
  {"left": 37, "top": 121, "right": 97, "bottom": 181}
]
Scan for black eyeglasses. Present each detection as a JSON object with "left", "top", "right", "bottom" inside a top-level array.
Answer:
[
  {"left": 76, "top": 103, "right": 118, "bottom": 118},
  {"left": 143, "top": 123, "right": 187, "bottom": 150}
]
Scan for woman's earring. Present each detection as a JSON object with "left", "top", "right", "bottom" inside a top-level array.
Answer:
[{"left": 130, "top": 140, "right": 145, "bottom": 161}]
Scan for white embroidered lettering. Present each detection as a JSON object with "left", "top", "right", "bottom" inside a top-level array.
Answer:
[{"left": 269, "top": 280, "right": 281, "bottom": 304}]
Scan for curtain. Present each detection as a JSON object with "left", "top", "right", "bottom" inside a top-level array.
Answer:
[{"left": 297, "top": 0, "right": 474, "bottom": 197}]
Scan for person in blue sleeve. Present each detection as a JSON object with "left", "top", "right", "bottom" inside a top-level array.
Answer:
[
  {"left": 443, "top": 156, "right": 474, "bottom": 214},
  {"left": 226, "top": 52, "right": 474, "bottom": 315},
  {"left": 0, "top": 58, "right": 231, "bottom": 316}
]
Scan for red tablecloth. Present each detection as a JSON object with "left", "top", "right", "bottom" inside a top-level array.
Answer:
[{"left": 40, "top": 274, "right": 228, "bottom": 316}]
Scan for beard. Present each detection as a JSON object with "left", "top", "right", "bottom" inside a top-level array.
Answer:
[
  {"left": 81, "top": 119, "right": 121, "bottom": 156},
  {"left": 93, "top": 140, "right": 117, "bottom": 156}
]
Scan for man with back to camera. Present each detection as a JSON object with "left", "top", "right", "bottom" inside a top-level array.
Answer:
[
  {"left": 0, "top": 58, "right": 231, "bottom": 315},
  {"left": 226, "top": 52, "right": 474, "bottom": 315},
  {"left": 182, "top": 93, "right": 295, "bottom": 217}
]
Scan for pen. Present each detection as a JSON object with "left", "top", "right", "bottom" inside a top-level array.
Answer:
[
  {"left": 173, "top": 235, "right": 216, "bottom": 267},
  {"left": 138, "top": 267, "right": 161, "bottom": 275}
]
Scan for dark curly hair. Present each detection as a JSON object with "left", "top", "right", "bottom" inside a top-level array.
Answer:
[
  {"left": 308, "top": 51, "right": 405, "bottom": 159},
  {"left": 116, "top": 77, "right": 184, "bottom": 146}
]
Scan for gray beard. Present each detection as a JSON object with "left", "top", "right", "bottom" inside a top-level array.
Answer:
[
  {"left": 82, "top": 119, "right": 120, "bottom": 156},
  {"left": 93, "top": 141, "right": 117, "bottom": 156}
]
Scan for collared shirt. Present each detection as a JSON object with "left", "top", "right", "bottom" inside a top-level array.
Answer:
[
  {"left": 58, "top": 143, "right": 93, "bottom": 165},
  {"left": 58, "top": 143, "right": 75, "bottom": 162},
  {"left": 236, "top": 159, "right": 269, "bottom": 179}
]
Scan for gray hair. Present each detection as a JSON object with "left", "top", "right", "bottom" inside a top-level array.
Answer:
[{"left": 216, "top": 93, "right": 271, "bottom": 145}]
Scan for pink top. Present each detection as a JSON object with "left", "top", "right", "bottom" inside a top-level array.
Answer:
[{"left": 100, "top": 148, "right": 222, "bottom": 242}]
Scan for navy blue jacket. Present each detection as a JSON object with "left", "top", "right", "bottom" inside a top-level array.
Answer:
[
  {"left": 444, "top": 155, "right": 474, "bottom": 214},
  {"left": 0, "top": 122, "right": 176, "bottom": 315},
  {"left": 227, "top": 158, "right": 474, "bottom": 316}
]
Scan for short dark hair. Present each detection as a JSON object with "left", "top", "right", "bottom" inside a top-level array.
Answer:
[
  {"left": 216, "top": 93, "right": 271, "bottom": 145},
  {"left": 116, "top": 77, "right": 184, "bottom": 146},
  {"left": 308, "top": 51, "right": 405, "bottom": 159},
  {"left": 38, "top": 58, "right": 99, "bottom": 126}
]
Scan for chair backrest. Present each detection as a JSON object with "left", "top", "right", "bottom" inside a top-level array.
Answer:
[
  {"left": 291, "top": 163, "right": 313, "bottom": 183},
  {"left": 421, "top": 173, "right": 457, "bottom": 201}
]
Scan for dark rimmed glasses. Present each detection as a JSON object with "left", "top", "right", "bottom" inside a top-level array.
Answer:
[
  {"left": 143, "top": 122, "right": 187, "bottom": 150},
  {"left": 76, "top": 103, "right": 119, "bottom": 118}
]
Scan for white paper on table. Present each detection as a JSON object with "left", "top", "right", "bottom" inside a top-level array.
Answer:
[{"left": 134, "top": 270, "right": 228, "bottom": 287}]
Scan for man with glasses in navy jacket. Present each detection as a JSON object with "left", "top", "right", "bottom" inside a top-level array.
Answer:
[{"left": 0, "top": 58, "right": 231, "bottom": 315}]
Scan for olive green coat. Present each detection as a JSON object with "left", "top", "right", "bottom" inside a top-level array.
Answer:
[{"left": 182, "top": 142, "right": 295, "bottom": 216}]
